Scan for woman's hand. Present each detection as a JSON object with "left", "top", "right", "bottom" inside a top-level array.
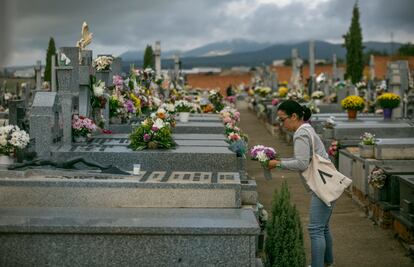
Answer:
[{"left": 267, "top": 159, "right": 280, "bottom": 169}]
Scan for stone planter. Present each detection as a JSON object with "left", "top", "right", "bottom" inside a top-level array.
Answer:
[
  {"left": 0, "top": 155, "right": 15, "bottom": 166},
  {"left": 359, "top": 144, "right": 375, "bottom": 158},
  {"left": 179, "top": 112, "right": 190, "bottom": 123},
  {"left": 322, "top": 128, "right": 334, "bottom": 139}
]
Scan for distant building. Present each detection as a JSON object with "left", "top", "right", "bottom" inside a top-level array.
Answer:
[{"left": 13, "top": 68, "right": 36, "bottom": 78}]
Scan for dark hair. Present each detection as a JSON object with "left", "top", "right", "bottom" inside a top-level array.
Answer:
[{"left": 277, "top": 100, "right": 312, "bottom": 121}]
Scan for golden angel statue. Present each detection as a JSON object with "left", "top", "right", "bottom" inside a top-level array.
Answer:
[{"left": 76, "top": 22, "right": 93, "bottom": 50}]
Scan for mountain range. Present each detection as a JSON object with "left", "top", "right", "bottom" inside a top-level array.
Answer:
[{"left": 120, "top": 39, "right": 402, "bottom": 69}]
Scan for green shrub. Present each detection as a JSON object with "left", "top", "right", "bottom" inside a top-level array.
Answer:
[{"left": 265, "top": 181, "right": 306, "bottom": 267}]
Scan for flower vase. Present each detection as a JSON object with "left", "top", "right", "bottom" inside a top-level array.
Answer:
[
  {"left": 179, "top": 112, "right": 190, "bottom": 123},
  {"left": 73, "top": 136, "right": 88, "bottom": 143},
  {"left": 0, "top": 155, "right": 15, "bottom": 166},
  {"left": 383, "top": 108, "right": 393, "bottom": 120},
  {"left": 359, "top": 144, "right": 375, "bottom": 158},
  {"left": 347, "top": 109, "right": 357, "bottom": 120},
  {"left": 263, "top": 167, "right": 272, "bottom": 180}
]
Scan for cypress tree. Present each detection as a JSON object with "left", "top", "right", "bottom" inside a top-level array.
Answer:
[
  {"left": 44, "top": 37, "right": 56, "bottom": 82},
  {"left": 265, "top": 181, "right": 306, "bottom": 267},
  {"left": 343, "top": 2, "right": 364, "bottom": 84},
  {"left": 143, "top": 45, "right": 155, "bottom": 69}
]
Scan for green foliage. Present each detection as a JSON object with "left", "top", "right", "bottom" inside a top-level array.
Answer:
[
  {"left": 265, "top": 181, "right": 306, "bottom": 267},
  {"left": 397, "top": 42, "right": 414, "bottom": 56},
  {"left": 44, "top": 37, "right": 56, "bottom": 82},
  {"left": 343, "top": 3, "right": 364, "bottom": 84},
  {"left": 109, "top": 97, "right": 122, "bottom": 118},
  {"left": 143, "top": 45, "right": 155, "bottom": 69}
]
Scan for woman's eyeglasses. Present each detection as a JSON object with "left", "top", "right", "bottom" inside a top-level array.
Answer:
[{"left": 278, "top": 116, "right": 290, "bottom": 122}]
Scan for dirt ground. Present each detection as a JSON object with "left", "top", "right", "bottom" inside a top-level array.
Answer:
[{"left": 237, "top": 101, "right": 413, "bottom": 267}]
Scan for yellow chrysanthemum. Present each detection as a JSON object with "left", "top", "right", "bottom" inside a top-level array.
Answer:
[
  {"left": 341, "top": 95, "right": 365, "bottom": 111},
  {"left": 278, "top": 87, "right": 289, "bottom": 97},
  {"left": 376, "top": 93, "right": 400, "bottom": 109}
]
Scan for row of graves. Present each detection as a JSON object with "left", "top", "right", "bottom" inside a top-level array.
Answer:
[
  {"left": 0, "top": 44, "right": 265, "bottom": 266},
  {"left": 248, "top": 59, "right": 414, "bottom": 251}
]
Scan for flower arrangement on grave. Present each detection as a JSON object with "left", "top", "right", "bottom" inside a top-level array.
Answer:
[
  {"left": 255, "top": 87, "right": 272, "bottom": 98},
  {"left": 109, "top": 95, "right": 127, "bottom": 120},
  {"left": 89, "top": 77, "right": 107, "bottom": 109},
  {"left": 71, "top": 115, "right": 97, "bottom": 138},
  {"left": 307, "top": 102, "right": 320, "bottom": 114},
  {"left": 360, "top": 132, "right": 375, "bottom": 145},
  {"left": 112, "top": 75, "right": 124, "bottom": 91},
  {"left": 376, "top": 93, "right": 401, "bottom": 109},
  {"left": 201, "top": 103, "right": 214, "bottom": 113},
  {"left": 225, "top": 95, "right": 236, "bottom": 104},
  {"left": 174, "top": 100, "right": 194, "bottom": 113},
  {"left": 368, "top": 167, "right": 387, "bottom": 189},
  {"left": 356, "top": 81, "right": 367, "bottom": 90},
  {"left": 160, "top": 103, "right": 176, "bottom": 115},
  {"left": 93, "top": 56, "right": 113, "bottom": 71},
  {"left": 151, "top": 108, "right": 176, "bottom": 128},
  {"left": 341, "top": 95, "right": 365, "bottom": 111},
  {"left": 250, "top": 145, "right": 277, "bottom": 180},
  {"left": 129, "top": 117, "right": 176, "bottom": 150},
  {"left": 0, "top": 125, "right": 30, "bottom": 156},
  {"left": 278, "top": 86, "right": 289, "bottom": 97},
  {"left": 208, "top": 90, "right": 225, "bottom": 112},
  {"left": 324, "top": 116, "right": 336, "bottom": 129},
  {"left": 328, "top": 140, "right": 339, "bottom": 158},
  {"left": 311, "top": 90, "right": 325, "bottom": 100},
  {"left": 220, "top": 107, "right": 241, "bottom": 124}
]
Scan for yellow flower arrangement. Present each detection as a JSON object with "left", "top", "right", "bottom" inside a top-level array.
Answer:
[
  {"left": 376, "top": 93, "right": 400, "bottom": 109},
  {"left": 278, "top": 87, "right": 289, "bottom": 97},
  {"left": 341, "top": 95, "right": 365, "bottom": 111},
  {"left": 130, "top": 93, "right": 141, "bottom": 108}
]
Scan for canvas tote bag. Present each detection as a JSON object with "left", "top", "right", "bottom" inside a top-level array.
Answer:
[{"left": 301, "top": 127, "right": 352, "bottom": 206}]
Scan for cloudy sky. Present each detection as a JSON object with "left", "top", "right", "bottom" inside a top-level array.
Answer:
[{"left": 1, "top": 0, "right": 413, "bottom": 66}]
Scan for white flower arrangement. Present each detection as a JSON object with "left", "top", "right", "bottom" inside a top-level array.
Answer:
[
  {"left": 311, "top": 90, "right": 325, "bottom": 99},
  {"left": 0, "top": 125, "right": 30, "bottom": 156},
  {"left": 174, "top": 100, "right": 194, "bottom": 113},
  {"left": 360, "top": 132, "right": 375, "bottom": 145},
  {"left": 93, "top": 56, "right": 113, "bottom": 71},
  {"left": 93, "top": 80, "right": 105, "bottom": 97}
]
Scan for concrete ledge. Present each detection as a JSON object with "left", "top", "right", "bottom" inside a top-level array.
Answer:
[{"left": 0, "top": 207, "right": 259, "bottom": 267}]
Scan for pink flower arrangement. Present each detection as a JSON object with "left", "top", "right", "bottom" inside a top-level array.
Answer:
[
  {"left": 328, "top": 140, "right": 339, "bottom": 157},
  {"left": 72, "top": 115, "right": 97, "bottom": 137},
  {"left": 113, "top": 75, "right": 124, "bottom": 90},
  {"left": 228, "top": 132, "right": 241, "bottom": 141},
  {"left": 219, "top": 107, "right": 240, "bottom": 124},
  {"left": 225, "top": 95, "right": 236, "bottom": 104}
]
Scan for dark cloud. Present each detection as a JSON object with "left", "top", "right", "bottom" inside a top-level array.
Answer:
[{"left": 6, "top": 0, "right": 414, "bottom": 66}]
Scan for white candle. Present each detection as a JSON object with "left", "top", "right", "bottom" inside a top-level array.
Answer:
[{"left": 133, "top": 164, "right": 141, "bottom": 175}]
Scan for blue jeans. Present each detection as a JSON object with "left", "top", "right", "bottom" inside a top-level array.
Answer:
[{"left": 308, "top": 193, "right": 334, "bottom": 267}]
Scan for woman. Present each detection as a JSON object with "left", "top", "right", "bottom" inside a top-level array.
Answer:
[{"left": 268, "top": 100, "right": 334, "bottom": 267}]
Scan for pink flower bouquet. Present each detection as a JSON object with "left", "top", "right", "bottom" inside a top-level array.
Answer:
[{"left": 250, "top": 145, "right": 277, "bottom": 180}]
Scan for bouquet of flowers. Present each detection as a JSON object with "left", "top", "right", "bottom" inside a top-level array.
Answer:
[
  {"left": 376, "top": 93, "right": 401, "bottom": 109},
  {"left": 368, "top": 167, "right": 387, "bottom": 189},
  {"left": 328, "top": 140, "right": 339, "bottom": 158},
  {"left": 287, "top": 91, "right": 303, "bottom": 101},
  {"left": 72, "top": 115, "right": 97, "bottom": 138},
  {"left": 360, "top": 132, "right": 375, "bottom": 145},
  {"left": 255, "top": 87, "right": 272, "bottom": 98},
  {"left": 311, "top": 90, "right": 325, "bottom": 100},
  {"left": 90, "top": 77, "right": 107, "bottom": 109},
  {"left": 250, "top": 145, "right": 277, "bottom": 180},
  {"left": 0, "top": 125, "right": 30, "bottom": 156},
  {"left": 174, "top": 100, "right": 194, "bottom": 113},
  {"left": 208, "top": 90, "right": 225, "bottom": 112},
  {"left": 129, "top": 117, "right": 176, "bottom": 150},
  {"left": 278, "top": 86, "right": 289, "bottom": 97},
  {"left": 271, "top": 98, "right": 280, "bottom": 106},
  {"left": 93, "top": 56, "right": 113, "bottom": 71},
  {"left": 220, "top": 107, "right": 241, "bottom": 124},
  {"left": 341, "top": 95, "right": 365, "bottom": 111}
]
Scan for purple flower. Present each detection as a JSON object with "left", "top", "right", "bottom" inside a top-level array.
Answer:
[
  {"left": 124, "top": 100, "right": 136, "bottom": 113},
  {"left": 151, "top": 126, "right": 159, "bottom": 132},
  {"left": 113, "top": 75, "right": 124, "bottom": 87},
  {"left": 143, "top": 133, "right": 151, "bottom": 142}
]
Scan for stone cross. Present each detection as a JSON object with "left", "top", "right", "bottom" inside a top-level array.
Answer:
[
  {"left": 290, "top": 49, "right": 302, "bottom": 90},
  {"left": 78, "top": 50, "right": 92, "bottom": 117},
  {"left": 22, "top": 83, "right": 30, "bottom": 108},
  {"left": 173, "top": 54, "right": 180, "bottom": 83},
  {"left": 308, "top": 40, "right": 315, "bottom": 95},
  {"left": 34, "top": 60, "right": 42, "bottom": 91},
  {"left": 387, "top": 61, "right": 410, "bottom": 118},
  {"left": 154, "top": 41, "right": 161, "bottom": 78}
]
